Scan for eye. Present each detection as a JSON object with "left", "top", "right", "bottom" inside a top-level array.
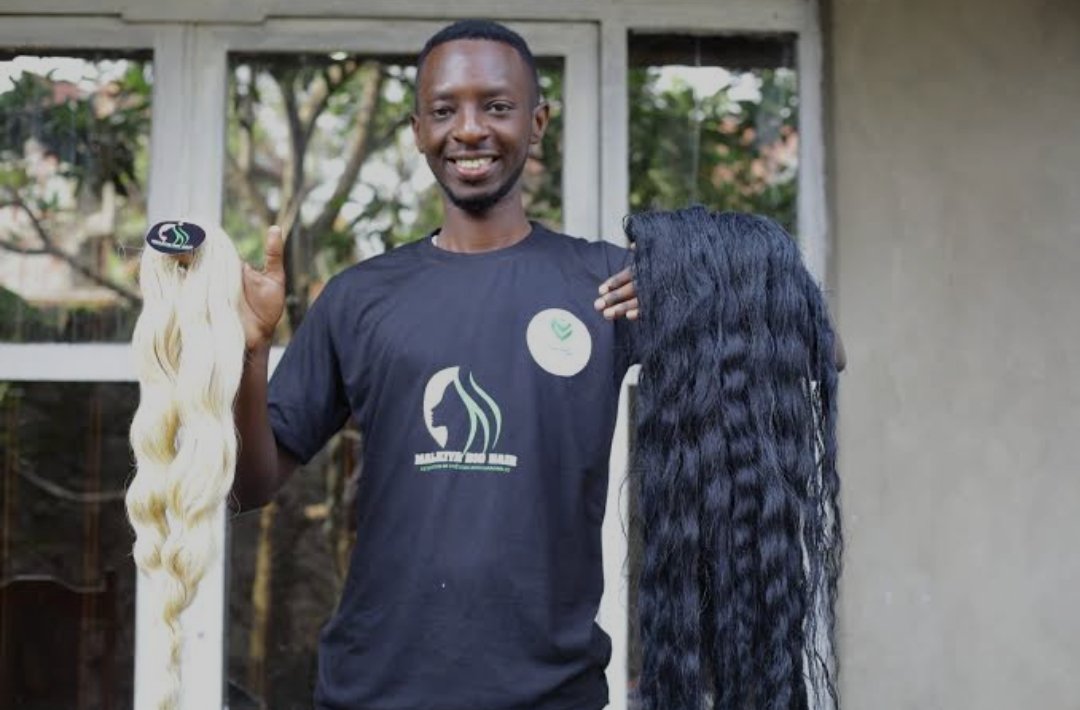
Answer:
[
  {"left": 488, "top": 101, "right": 513, "bottom": 115},
  {"left": 430, "top": 106, "right": 453, "bottom": 119}
]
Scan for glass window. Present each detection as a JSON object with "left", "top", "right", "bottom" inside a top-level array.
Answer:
[
  {"left": 224, "top": 50, "right": 565, "bottom": 708},
  {"left": 0, "top": 52, "right": 153, "bottom": 343},
  {"left": 0, "top": 381, "right": 138, "bottom": 709},
  {"left": 628, "top": 33, "right": 798, "bottom": 233},
  {"left": 625, "top": 32, "right": 799, "bottom": 704},
  {"left": 222, "top": 52, "right": 563, "bottom": 343}
]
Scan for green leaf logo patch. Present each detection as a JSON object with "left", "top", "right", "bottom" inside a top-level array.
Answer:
[
  {"left": 551, "top": 317, "right": 573, "bottom": 341},
  {"left": 527, "top": 308, "right": 592, "bottom": 377}
]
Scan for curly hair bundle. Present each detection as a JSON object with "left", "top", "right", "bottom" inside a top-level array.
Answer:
[
  {"left": 126, "top": 222, "right": 245, "bottom": 709},
  {"left": 629, "top": 206, "right": 841, "bottom": 710}
]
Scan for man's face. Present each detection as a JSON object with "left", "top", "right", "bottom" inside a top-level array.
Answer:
[{"left": 412, "top": 39, "right": 549, "bottom": 215}]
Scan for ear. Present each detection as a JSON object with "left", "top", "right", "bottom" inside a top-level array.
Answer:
[
  {"left": 530, "top": 101, "right": 551, "bottom": 145},
  {"left": 411, "top": 113, "right": 425, "bottom": 154}
]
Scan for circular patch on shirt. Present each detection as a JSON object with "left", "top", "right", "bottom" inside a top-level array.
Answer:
[{"left": 526, "top": 308, "right": 592, "bottom": 377}]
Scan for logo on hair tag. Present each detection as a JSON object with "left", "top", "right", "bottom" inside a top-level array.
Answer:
[
  {"left": 527, "top": 308, "right": 592, "bottom": 377},
  {"left": 145, "top": 221, "right": 206, "bottom": 254}
]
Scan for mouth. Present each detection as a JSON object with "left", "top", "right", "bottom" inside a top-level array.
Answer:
[{"left": 447, "top": 155, "right": 498, "bottom": 181}]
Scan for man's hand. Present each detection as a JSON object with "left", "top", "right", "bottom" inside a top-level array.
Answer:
[
  {"left": 595, "top": 266, "right": 639, "bottom": 321},
  {"left": 239, "top": 225, "right": 287, "bottom": 350}
]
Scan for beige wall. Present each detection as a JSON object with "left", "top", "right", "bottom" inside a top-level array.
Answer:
[{"left": 829, "top": 1, "right": 1080, "bottom": 707}]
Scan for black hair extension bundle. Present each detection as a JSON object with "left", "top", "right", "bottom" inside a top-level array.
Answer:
[{"left": 628, "top": 206, "right": 842, "bottom": 710}]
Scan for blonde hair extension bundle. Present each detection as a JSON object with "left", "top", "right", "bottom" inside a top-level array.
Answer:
[{"left": 126, "top": 221, "right": 246, "bottom": 709}]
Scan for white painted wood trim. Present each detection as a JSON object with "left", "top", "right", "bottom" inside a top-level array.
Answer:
[
  {"left": 206, "top": 19, "right": 594, "bottom": 54},
  {"left": 0, "top": 16, "right": 160, "bottom": 46},
  {"left": 797, "top": 0, "right": 830, "bottom": 285},
  {"left": 0, "top": 344, "right": 285, "bottom": 382},
  {"left": 601, "top": 366, "right": 638, "bottom": 710},
  {"left": 614, "top": 2, "right": 808, "bottom": 33},
  {"left": 1, "top": 0, "right": 809, "bottom": 30},
  {"left": 557, "top": 24, "right": 602, "bottom": 238},
  {"left": 206, "top": 20, "right": 601, "bottom": 240},
  {"left": 136, "top": 25, "right": 231, "bottom": 710},
  {"left": 0, "top": 344, "right": 135, "bottom": 381},
  {"left": 600, "top": 18, "right": 630, "bottom": 247},
  {"left": 596, "top": 18, "right": 632, "bottom": 710}
]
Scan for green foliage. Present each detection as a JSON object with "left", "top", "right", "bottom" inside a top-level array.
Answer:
[
  {"left": 0, "top": 59, "right": 152, "bottom": 341},
  {"left": 0, "top": 63, "right": 152, "bottom": 199},
  {"left": 223, "top": 58, "right": 566, "bottom": 294},
  {"left": 629, "top": 67, "right": 798, "bottom": 233}
]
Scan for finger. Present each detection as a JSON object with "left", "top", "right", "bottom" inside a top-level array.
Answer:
[
  {"left": 264, "top": 225, "right": 285, "bottom": 278},
  {"left": 602, "top": 297, "right": 638, "bottom": 320},
  {"left": 598, "top": 267, "right": 632, "bottom": 296},
  {"left": 594, "top": 280, "right": 636, "bottom": 311}
]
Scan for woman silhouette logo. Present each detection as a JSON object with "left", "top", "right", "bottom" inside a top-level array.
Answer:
[{"left": 422, "top": 367, "right": 502, "bottom": 454}]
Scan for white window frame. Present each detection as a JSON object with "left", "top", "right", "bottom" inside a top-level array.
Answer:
[
  {"left": 598, "top": 7, "right": 828, "bottom": 709},
  {"left": 0, "top": 17, "right": 602, "bottom": 710},
  {"left": 0, "top": 3, "right": 826, "bottom": 708}
]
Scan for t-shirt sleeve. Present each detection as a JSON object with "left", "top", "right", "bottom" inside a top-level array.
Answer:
[{"left": 267, "top": 280, "right": 351, "bottom": 464}]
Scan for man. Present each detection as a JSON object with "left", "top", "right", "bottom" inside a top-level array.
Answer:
[{"left": 232, "top": 20, "right": 639, "bottom": 710}]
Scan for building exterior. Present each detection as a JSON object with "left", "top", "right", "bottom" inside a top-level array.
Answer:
[{"left": 0, "top": 0, "right": 1077, "bottom": 708}]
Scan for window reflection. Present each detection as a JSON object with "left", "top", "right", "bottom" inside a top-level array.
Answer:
[
  {"left": 223, "top": 51, "right": 565, "bottom": 708},
  {"left": 628, "top": 33, "right": 798, "bottom": 233},
  {"left": 625, "top": 33, "right": 799, "bottom": 704},
  {"left": 0, "top": 53, "right": 153, "bottom": 343},
  {"left": 0, "top": 381, "right": 137, "bottom": 709},
  {"left": 223, "top": 53, "right": 563, "bottom": 342}
]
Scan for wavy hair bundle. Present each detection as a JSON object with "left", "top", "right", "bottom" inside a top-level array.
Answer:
[
  {"left": 126, "top": 222, "right": 245, "bottom": 709},
  {"left": 628, "top": 206, "right": 841, "bottom": 710}
]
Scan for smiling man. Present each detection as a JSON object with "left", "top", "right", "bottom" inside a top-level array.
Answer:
[
  {"left": 231, "top": 19, "right": 639, "bottom": 710},
  {"left": 413, "top": 31, "right": 542, "bottom": 218}
]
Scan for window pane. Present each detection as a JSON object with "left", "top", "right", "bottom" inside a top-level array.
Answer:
[
  {"left": 224, "top": 51, "right": 565, "bottom": 707},
  {"left": 222, "top": 52, "right": 563, "bottom": 344},
  {"left": 625, "top": 33, "right": 799, "bottom": 704},
  {"left": 0, "top": 53, "right": 153, "bottom": 343},
  {"left": 0, "top": 381, "right": 137, "bottom": 708},
  {"left": 628, "top": 33, "right": 798, "bottom": 233}
]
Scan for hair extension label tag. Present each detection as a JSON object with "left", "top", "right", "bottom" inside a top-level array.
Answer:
[
  {"left": 526, "top": 308, "right": 592, "bottom": 377},
  {"left": 145, "top": 221, "right": 207, "bottom": 254}
]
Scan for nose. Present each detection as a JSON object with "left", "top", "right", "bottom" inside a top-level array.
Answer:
[{"left": 451, "top": 105, "right": 489, "bottom": 144}]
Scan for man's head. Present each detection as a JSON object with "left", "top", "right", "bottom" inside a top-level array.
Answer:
[
  {"left": 416, "top": 20, "right": 541, "bottom": 107},
  {"left": 411, "top": 20, "right": 549, "bottom": 215}
]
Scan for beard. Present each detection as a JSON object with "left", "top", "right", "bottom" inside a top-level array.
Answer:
[{"left": 437, "top": 157, "right": 527, "bottom": 215}]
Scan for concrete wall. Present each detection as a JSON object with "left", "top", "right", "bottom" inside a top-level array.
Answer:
[{"left": 828, "top": 1, "right": 1080, "bottom": 707}]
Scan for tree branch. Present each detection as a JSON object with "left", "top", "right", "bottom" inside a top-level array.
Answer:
[
  {"left": 308, "top": 66, "right": 386, "bottom": 240},
  {"left": 279, "top": 72, "right": 308, "bottom": 233},
  {"left": 226, "top": 153, "right": 276, "bottom": 226},
  {"left": 231, "top": 76, "right": 278, "bottom": 227},
  {"left": 299, "top": 59, "right": 361, "bottom": 150},
  {"left": 0, "top": 238, "right": 48, "bottom": 256},
  {"left": 0, "top": 194, "right": 141, "bottom": 305}
]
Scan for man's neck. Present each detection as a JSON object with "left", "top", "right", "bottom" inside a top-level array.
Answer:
[{"left": 436, "top": 198, "right": 532, "bottom": 254}]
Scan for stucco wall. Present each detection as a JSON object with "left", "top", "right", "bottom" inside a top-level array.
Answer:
[{"left": 828, "top": 1, "right": 1080, "bottom": 707}]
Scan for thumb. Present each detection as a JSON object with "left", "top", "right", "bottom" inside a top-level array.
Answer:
[{"left": 264, "top": 225, "right": 285, "bottom": 279}]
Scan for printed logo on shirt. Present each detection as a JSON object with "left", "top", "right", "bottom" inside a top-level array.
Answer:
[
  {"left": 526, "top": 308, "right": 592, "bottom": 377},
  {"left": 414, "top": 366, "right": 519, "bottom": 473}
]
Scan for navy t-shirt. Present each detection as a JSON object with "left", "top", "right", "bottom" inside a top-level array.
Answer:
[{"left": 267, "top": 223, "right": 635, "bottom": 710}]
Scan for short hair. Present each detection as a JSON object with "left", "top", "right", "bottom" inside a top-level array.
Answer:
[{"left": 415, "top": 19, "right": 541, "bottom": 105}]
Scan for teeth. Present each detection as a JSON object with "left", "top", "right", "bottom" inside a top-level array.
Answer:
[{"left": 456, "top": 158, "right": 492, "bottom": 170}]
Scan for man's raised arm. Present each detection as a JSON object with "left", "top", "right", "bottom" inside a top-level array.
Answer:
[{"left": 231, "top": 226, "right": 298, "bottom": 511}]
